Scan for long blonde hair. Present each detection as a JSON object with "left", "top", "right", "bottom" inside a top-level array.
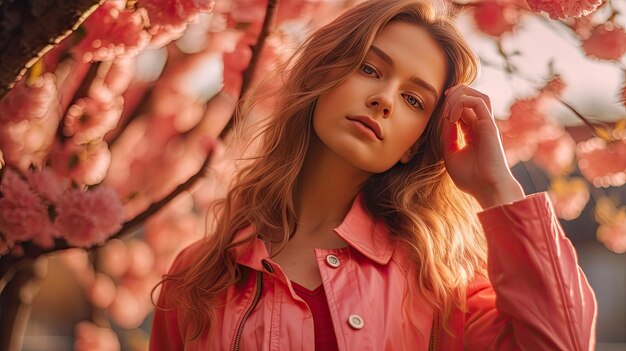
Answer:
[{"left": 156, "top": 0, "right": 486, "bottom": 339}]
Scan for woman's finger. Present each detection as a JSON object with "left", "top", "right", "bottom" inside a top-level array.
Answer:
[
  {"left": 449, "top": 95, "right": 492, "bottom": 125},
  {"left": 443, "top": 85, "right": 492, "bottom": 121},
  {"left": 441, "top": 115, "right": 460, "bottom": 156},
  {"left": 457, "top": 110, "right": 477, "bottom": 145}
]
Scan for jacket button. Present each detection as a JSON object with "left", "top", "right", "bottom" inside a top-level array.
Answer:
[
  {"left": 325, "top": 254, "right": 340, "bottom": 268},
  {"left": 261, "top": 259, "right": 274, "bottom": 273},
  {"left": 348, "top": 314, "right": 364, "bottom": 329}
]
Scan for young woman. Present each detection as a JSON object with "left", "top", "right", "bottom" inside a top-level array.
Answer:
[{"left": 150, "top": 0, "right": 597, "bottom": 350}]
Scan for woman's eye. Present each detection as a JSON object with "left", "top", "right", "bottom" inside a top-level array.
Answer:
[
  {"left": 404, "top": 94, "right": 425, "bottom": 110},
  {"left": 361, "top": 64, "right": 377, "bottom": 76}
]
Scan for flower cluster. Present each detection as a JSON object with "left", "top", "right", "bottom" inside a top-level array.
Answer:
[
  {"left": 138, "top": 0, "right": 216, "bottom": 28},
  {"left": 72, "top": 1, "right": 151, "bottom": 62},
  {"left": 582, "top": 23, "right": 626, "bottom": 61},
  {"left": 595, "top": 197, "right": 626, "bottom": 254},
  {"left": 0, "top": 168, "right": 125, "bottom": 254},
  {"left": 472, "top": 1, "right": 520, "bottom": 37},
  {"left": 0, "top": 73, "right": 61, "bottom": 172},
  {"left": 525, "top": 0, "right": 602, "bottom": 19},
  {"left": 576, "top": 135, "right": 626, "bottom": 188}
]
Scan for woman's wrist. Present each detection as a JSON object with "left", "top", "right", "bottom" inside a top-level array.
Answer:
[{"left": 473, "top": 178, "right": 526, "bottom": 210}]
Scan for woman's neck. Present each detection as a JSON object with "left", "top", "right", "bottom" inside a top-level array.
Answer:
[{"left": 293, "top": 136, "right": 371, "bottom": 234}]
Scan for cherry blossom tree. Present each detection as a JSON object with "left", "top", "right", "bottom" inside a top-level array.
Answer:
[{"left": 0, "top": 0, "right": 625, "bottom": 349}]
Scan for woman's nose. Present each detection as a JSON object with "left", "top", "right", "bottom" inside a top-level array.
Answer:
[{"left": 367, "top": 93, "right": 392, "bottom": 118}]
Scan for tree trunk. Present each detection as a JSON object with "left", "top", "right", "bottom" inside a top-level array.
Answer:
[{"left": 0, "top": 0, "right": 103, "bottom": 98}]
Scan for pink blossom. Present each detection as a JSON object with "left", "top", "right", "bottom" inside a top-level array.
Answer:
[
  {"left": 0, "top": 73, "right": 58, "bottom": 124},
  {"left": 0, "top": 169, "right": 57, "bottom": 248},
  {"left": 576, "top": 137, "right": 626, "bottom": 187},
  {"left": 104, "top": 119, "right": 150, "bottom": 203},
  {"left": 222, "top": 39, "right": 252, "bottom": 98},
  {"left": 222, "top": 68, "right": 244, "bottom": 99},
  {"left": 63, "top": 96, "right": 124, "bottom": 144},
  {"left": 146, "top": 24, "right": 188, "bottom": 48},
  {"left": 58, "top": 248, "right": 92, "bottom": 286},
  {"left": 74, "top": 321, "right": 121, "bottom": 351},
  {"left": 139, "top": 0, "right": 216, "bottom": 28},
  {"left": 506, "top": 98, "right": 551, "bottom": 138},
  {"left": 595, "top": 197, "right": 626, "bottom": 253},
  {"left": 496, "top": 98, "right": 553, "bottom": 167},
  {"left": 498, "top": 123, "right": 537, "bottom": 167},
  {"left": 108, "top": 286, "right": 144, "bottom": 328},
  {"left": 597, "top": 220, "right": 626, "bottom": 254},
  {"left": 582, "top": 24, "right": 626, "bottom": 61},
  {"left": 54, "top": 186, "right": 124, "bottom": 247},
  {"left": 150, "top": 70, "right": 204, "bottom": 132},
  {"left": 532, "top": 129, "right": 575, "bottom": 176},
  {"left": 126, "top": 239, "right": 155, "bottom": 278},
  {"left": 473, "top": 1, "right": 519, "bottom": 37},
  {"left": 193, "top": 93, "right": 237, "bottom": 142},
  {"left": 98, "top": 239, "right": 131, "bottom": 278},
  {"left": 26, "top": 168, "right": 70, "bottom": 203},
  {"left": 548, "top": 177, "right": 589, "bottom": 220},
  {"left": 564, "top": 14, "right": 594, "bottom": 39},
  {"left": 102, "top": 57, "right": 136, "bottom": 96},
  {"left": 88, "top": 273, "right": 117, "bottom": 309},
  {"left": 276, "top": 0, "right": 316, "bottom": 24},
  {"left": 119, "top": 273, "right": 160, "bottom": 317},
  {"left": 0, "top": 73, "right": 61, "bottom": 171},
  {"left": 86, "top": 57, "right": 136, "bottom": 103},
  {"left": 144, "top": 194, "right": 200, "bottom": 269},
  {"left": 525, "top": 0, "right": 602, "bottom": 19},
  {"left": 72, "top": 1, "right": 151, "bottom": 62},
  {"left": 205, "top": 30, "right": 244, "bottom": 54},
  {"left": 227, "top": 0, "right": 266, "bottom": 39},
  {"left": 49, "top": 140, "right": 112, "bottom": 186},
  {"left": 54, "top": 57, "right": 93, "bottom": 112}
]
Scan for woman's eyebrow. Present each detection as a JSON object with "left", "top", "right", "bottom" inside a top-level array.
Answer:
[{"left": 369, "top": 45, "right": 439, "bottom": 102}]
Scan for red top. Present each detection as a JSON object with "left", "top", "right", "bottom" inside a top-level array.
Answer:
[{"left": 291, "top": 281, "right": 339, "bottom": 351}]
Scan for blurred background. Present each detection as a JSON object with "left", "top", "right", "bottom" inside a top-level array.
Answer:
[{"left": 0, "top": 0, "right": 625, "bottom": 350}]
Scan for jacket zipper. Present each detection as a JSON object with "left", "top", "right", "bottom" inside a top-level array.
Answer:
[
  {"left": 429, "top": 314, "right": 439, "bottom": 351},
  {"left": 233, "top": 270, "right": 263, "bottom": 351}
]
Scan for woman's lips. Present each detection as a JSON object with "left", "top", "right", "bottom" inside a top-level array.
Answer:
[{"left": 346, "top": 115, "right": 383, "bottom": 140}]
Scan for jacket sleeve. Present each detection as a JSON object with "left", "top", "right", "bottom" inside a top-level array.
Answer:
[{"left": 464, "top": 192, "right": 597, "bottom": 350}]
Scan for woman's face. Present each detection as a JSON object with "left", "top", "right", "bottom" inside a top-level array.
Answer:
[{"left": 313, "top": 21, "right": 447, "bottom": 173}]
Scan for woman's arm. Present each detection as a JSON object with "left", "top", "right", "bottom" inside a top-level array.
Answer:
[
  {"left": 439, "top": 85, "right": 597, "bottom": 349},
  {"left": 463, "top": 192, "right": 597, "bottom": 350}
]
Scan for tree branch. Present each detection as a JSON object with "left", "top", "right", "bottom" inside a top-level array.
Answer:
[
  {"left": 5, "top": 0, "right": 281, "bottom": 260},
  {"left": 220, "top": 0, "right": 279, "bottom": 139}
]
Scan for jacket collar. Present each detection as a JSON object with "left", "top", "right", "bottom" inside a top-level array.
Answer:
[{"left": 234, "top": 192, "right": 396, "bottom": 270}]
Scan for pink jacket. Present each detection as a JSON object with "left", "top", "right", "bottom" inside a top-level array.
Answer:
[{"left": 150, "top": 192, "right": 597, "bottom": 350}]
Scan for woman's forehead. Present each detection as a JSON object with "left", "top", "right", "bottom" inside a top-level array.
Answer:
[{"left": 370, "top": 22, "right": 447, "bottom": 100}]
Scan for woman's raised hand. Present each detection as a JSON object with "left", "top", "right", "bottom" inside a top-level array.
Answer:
[{"left": 441, "top": 84, "right": 525, "bottom": 209}]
